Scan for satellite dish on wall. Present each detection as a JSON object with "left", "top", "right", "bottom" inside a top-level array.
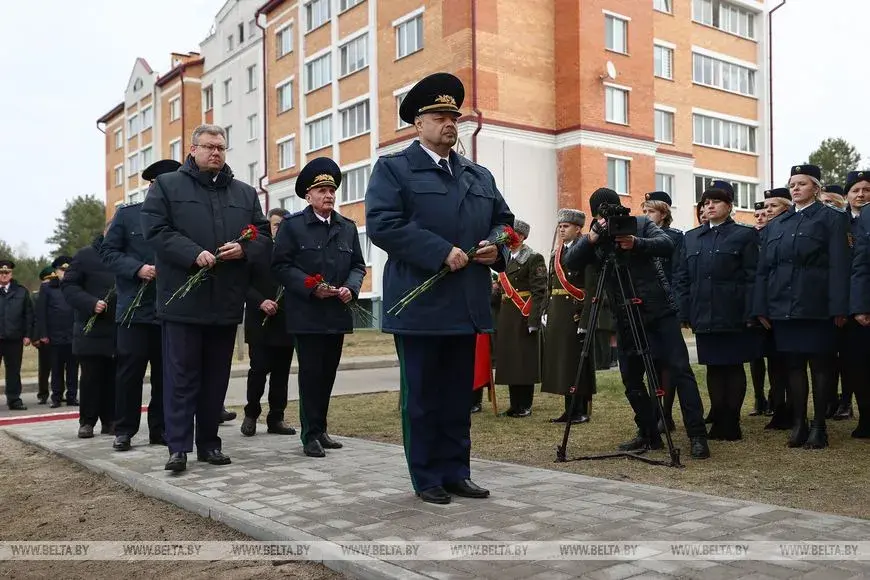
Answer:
[{"left": 605, "top": 61, "right": 618, "bottom": 80}]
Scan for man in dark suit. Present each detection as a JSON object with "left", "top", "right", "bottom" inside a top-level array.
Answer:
[
  {"left": 0, "top": 260, "right": 34, "bottom": 410},
  {"left": 141, "top": 125, "right": 268, "bottom": 473}
]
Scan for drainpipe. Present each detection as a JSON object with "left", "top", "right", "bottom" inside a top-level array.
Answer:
[
  {"left": 180, "top": 66, "right": 186, "bottom": 158},
  {"left": 471, "top": 0, "right": 482, "bottom": 162},
  {"left": 769, "top": 1, "right": 786, "bottom": 187},
  {"left": 255, "top": 11, "right": 270, "bottom": 212}
]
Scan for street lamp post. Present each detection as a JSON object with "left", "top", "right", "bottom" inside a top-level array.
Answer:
[{"left": 769, "top": 0, "right": 787, "bottom": 187}]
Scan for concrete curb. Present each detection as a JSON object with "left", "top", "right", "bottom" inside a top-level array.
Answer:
[{"left": 6, "top": 427, "right": 426, "bottom": 580}]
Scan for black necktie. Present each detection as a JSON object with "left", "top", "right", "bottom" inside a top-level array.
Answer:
[
  {"left": 1, "top": 287, "right": 6, "bottom": 295},
  {"left": 438, "top": 158, "right": 451, "bottom": 175}
]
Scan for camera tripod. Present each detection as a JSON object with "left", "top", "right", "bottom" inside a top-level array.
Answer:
[{"left": 555, "top": 247, "right": 683, "bottom": 468}]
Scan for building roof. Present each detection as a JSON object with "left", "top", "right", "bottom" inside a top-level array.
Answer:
[
  {"left": 96, "top": 102, "right": 125, "bottom": 124},
  {"left": 256, "top": 0, "right": 285, "bottom": 17},
  {"left": 155, "top": 57, "right": 205, "bottom": 88}
]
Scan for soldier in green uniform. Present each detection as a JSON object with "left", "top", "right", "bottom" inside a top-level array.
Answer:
[
  {"left": 542, "top": 209, "right": 595, "bottom": 423},
  {"left": 494, "top": 219, "right": 548, "bottom": 417}
]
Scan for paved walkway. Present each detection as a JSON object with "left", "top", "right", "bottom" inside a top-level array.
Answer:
[{"left": 7, "top": 418, "right": 870, "bottom": 579}]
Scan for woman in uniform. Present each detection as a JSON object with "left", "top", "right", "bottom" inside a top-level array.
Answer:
[
  {"left": 674, "top": 181, "right": 760, "bottom": 440},
  {"left": 754, "top": 165, "right": 851, "bottom": 449},
  {"left": 847, "top": 171, "right": 870, "bottom": 437}
]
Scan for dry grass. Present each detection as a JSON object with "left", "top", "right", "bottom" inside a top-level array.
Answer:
[{"left": 237, "top": 364, "right": 870, "bottom": 521}]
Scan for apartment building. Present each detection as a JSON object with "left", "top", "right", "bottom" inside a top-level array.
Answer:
[
  {"left": 96, "top": 53, "right": 203, "bottom": 221},
  {"left": 200, "top": 0, "right": 266, "bottom": 208}
]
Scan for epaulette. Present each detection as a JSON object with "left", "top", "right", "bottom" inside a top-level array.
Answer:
[
  {"left": 284, "top": 210, "right": 305, "bottom": 219},
  {"left": 379, "top": 151, "right": 403, "bottom": 159},
  {"left": 686, "top": 224, "right": 704, "bottom": 234},
  {"left": 667, "top": 227, "right": 683, "bottom": 234}
]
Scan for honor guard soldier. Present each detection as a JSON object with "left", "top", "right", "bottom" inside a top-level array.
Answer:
[
  {"left": 141, "top": 124, "right": 269, "bottom": 473},
  {"left": 38, "top": 256, "right": 78, "bottom": 407},
  {"left": 753, "top": 201, "right": 768, "bottom": 229},
  {"left": 494, "top": 219, "right": 547, "bottom": 417},
  {"left": 100, "top": 159, "right": 178, "bottom": 450},
  {"left": 0, "top": 260, "right": 34, "bottom": 410},
  {"left": 847, "top": 171, "right": 870, "bottom": 438},
  {"left": 241, "top": 208, "right": 298, "bottom": 438},
  {"left": 272, "top": 158, "right": 366, "bottom": 457},
  {"left": 541, "top": 209, "right": 594, "bottom": 423},
  {"left": 62, "top": 231, "right": 118, "bottom": 438},
  {"left": 33, "top": 266, "right": 56, "bottom": 404},
  {"left": 754, "top": 164, "right": 851, "bottom": 449},
  {"left": 366, "top": 72, "right": 514, "bottom": 504}
]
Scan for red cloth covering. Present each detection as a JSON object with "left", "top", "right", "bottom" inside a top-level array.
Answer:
[{"left": 473, "top": 334, "right": 492, "bottom": 390}]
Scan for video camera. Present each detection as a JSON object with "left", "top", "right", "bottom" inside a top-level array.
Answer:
[{"left": 591, "top": 203, "right": 637, "bottom": 238}]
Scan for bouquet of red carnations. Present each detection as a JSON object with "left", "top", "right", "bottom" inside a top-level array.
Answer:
[
  {"left": 387, "top": 225, "right": 520, "bottom": 316},
  {"left": 303, "top": 274, "right": 376, "bottom": 326},
  {"left": 167, "top": 224, "right": 259, "bottom": 305}
]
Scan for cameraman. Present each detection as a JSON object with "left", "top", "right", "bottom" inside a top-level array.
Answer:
[{"left": 561, "top": 188, "right": 710, "bottom": 459}]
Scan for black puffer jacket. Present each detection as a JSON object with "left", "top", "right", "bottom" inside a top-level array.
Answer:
[
  {"left": 62, "top": 237, "right": 117, "bottom": 357},
  {"left": 140, "top": 156, "right": 269, "bottom": 326}
]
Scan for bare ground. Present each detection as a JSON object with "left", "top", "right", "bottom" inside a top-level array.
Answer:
[{"left": 0, "top": 432, "right": 341, "bottom": 579}]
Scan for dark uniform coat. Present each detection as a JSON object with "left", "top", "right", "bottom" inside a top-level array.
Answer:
[
  {"left": 541, "top": 243, "right": 595, "bottom": 397},
  {"left": 0, "top": 281, "right": 34, "bottom": 340},
  {"left": 660, "top": 226, "right": 684, "bottom": 284},
  {"left": 36, "top": 279, "right": 74, "bottom": 345},
  {"left": 61, "top": 240, "right": 118, "bottom": 357},
  {"left": 245, "top": 236, "right": 294, "bottom": 346}
]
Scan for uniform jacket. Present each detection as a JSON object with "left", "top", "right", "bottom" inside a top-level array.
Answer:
[
  {"left": 271, "top": 206, "right": 366, "bottom": 334},
  {"left": 365, "top": 140, "right": 514, "bottom": 335},
  {"left": 245, "top": 235, "right": 294, "bottom": 345},
  {"left": 673, "top": 219, "right": 758, "bottom": 333},
  {"left": 754, "top": 201, "right": 850, "bottom": 321},
  {"left": 36, "top": 279, "right": 73, "bottom": 345},
  {"left": 659, "top": 227, "right": 684, "bottom": 285},
  {"left": 561, "top": 216, "right": 676, "bottom": 326},
  {"left": 140, "top": 155, "right": 269, "bottom": 326},
  {"left": 0, "top": 281, "right": 34, "bottom": 340},
  {"left": 62, "top": 239, "right": 117, "bottom": 357},
  {"left": 851, "top": 208, "right": 870, "bottom": 315},
  {"left": 100, "top": 202, "right": 158, "bottom": 325}
]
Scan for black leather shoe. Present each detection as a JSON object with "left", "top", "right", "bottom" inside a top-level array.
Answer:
[
  {"left": 417, "top": 486, "right": 451, "bottom": 504},
  {"left": 618, "top": 435, "right": 658, "bottom": 451},
  {"left": 569, "top": 415, "right": 590, "bottom": 424},
  {"left": 833, "top": 403, "right": 853, "bottom": 420},
  {"left": 37, "top": 396, "right": 47, "bottom": 405},
  {"left": 549, "top": 413, "right": 568, "bottom": 423},
  {"left": 149, "top": 432, "right": 167, "bottom": 445},
  {"left": 78, "top": 425, "right": 94, "bottom": 439},
  {"left": 267, "top": 421, "right": 296, "bottom": 435},
  {"left": 691, "top": 436, "right": 711, "bottom": 459},
  {"left": 219, "top": 408, "right": 236, "bottom": 423},
  {"left": 240, "top": 416, "right": 257, "bottom": 436},
  {"left": 444, "top": 479, "right": 490, "bottom": 498},
  {"left": 512, "top": 408, "right": 531, "bottom": 418},
  {"left": 197, "top": 449, "right": 231, "bottom": 465},
  {"left": 113, "top": 435, "right": 132, "bottom": 451},
  {"left": 303, "top": 439, "right": 326, "bottom": 458},
  {"left": 49, "top": 400, "right": 61, "bottom": 408},
  {"left": 804, "top": 425, "right": 828, "bottom": 449},
  {"left": 8, "top": 400, "right": 27, "bottom": 411},
  {"left": 318, "top": 433, "right": 342, "bottom": 449},
  {"left": 787, "top": 420, "right": 809, "bottom": 448},
  {"left": 165, "top": 452, "right": 187, "bottom": 472},
  {"left": 470, "top": 404, "right": 482, "bottom": 414}
]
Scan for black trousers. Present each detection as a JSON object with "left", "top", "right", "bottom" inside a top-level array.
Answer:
[
  {"left": 49, "top": 344, "right": 78, "bottom": 403},
  {"left": 78, "top": 355, "right": 116, "bottom": 429},
  {"left": 37, "top": 345, "right": 51, "bottom": 400},
  {"left": 508, "top": 385, "right": 534, "bottom": 411},
  {"left": 749, "top": 357, "right": 767, "bottom": 406},
  {"left": 244, "top": 343, "right": 294, "bottom": 424},
  {"left": 114, "top": 324, "right": 164, "bottom": 439},
  {"left": 295, "top": 334, "right": 344, "bottom": 444},
  {"left": 0, "top": 339, "right": 24, "bottom": 405},
  {"left": 162, "top": 322, "right": 236, "bottom": 455}
]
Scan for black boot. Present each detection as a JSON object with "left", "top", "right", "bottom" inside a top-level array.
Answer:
[
  {"left": 621, "top": 391, "right": 661, "bottom": 451},
  {"left": 833, "top": 401, "right": 854, "bottom": 420},
  {"left": 788, "top": 420, "right": 809, "bottom": 447},
  {"left": 804, "top": 420, "right": 828, "bottom": 449}
]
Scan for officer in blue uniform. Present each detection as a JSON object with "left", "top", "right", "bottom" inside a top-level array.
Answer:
[
  {"left": 365, "top": 72, "right": 515, "bottom": 504},
  {"left": 37, "top": 256, "right": 78, "bottom": 407},
  {"left": 754, "top": 164, "right": 851, "bottom": 449},
  {"left": 33, "top": 266, "right": 56, "bottom": 404},
  {"left": 100, "top": 159, "right": 178, "bottom": 451},
  {"left": 673, "top": 182, "right": 760, "bottom": 441}
]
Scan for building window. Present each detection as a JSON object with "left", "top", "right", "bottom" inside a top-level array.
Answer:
[
  {"left": 340, "top": 0, "right": 364, "bottom": 12},
  {"left": 695, "top": 175, "right": 758, "bottom": 210},
  {"left": 358, "top": 229, "right": 372, "bottom": 265},
  {"left": 656, "top": 173, "right": 675, "bottom": 196},
  {"left": 340, "top": 165, "right": 371, "bottom": 204},
  {"left": 127, "top": 153, "right": 139, "bottom": 175},
  {"left": 141, "top": 105, "right": 153, "bottom": 130},
  {"left": 128, "top": 189, "right": 145, "bottom": 205},
  {"left": 114, "top": 129, "right": 123, "bottom": 150},
  {"left": 305, "top": 54, "right": 331, "bottom": 93},
  {"left": 169, "top": 139, "right": 182, "bottom": 162},
  {"left": 169, "top": 97, "right": 180, "bottom": 121},
  {"left": 247, "top": 114, "right": 258, "bottom": 141},
  {"left": 396, "top": 91, "right": 411, "bottom": 129},
  {"left": 395, "top": 14, "right": 423, "bottom": 59},
  {"left": 693, "top": 0, "right": 756, "bottom": 40},
  {"left": 654, "top": 109, "right": 674, "bottom": 144},
  {"left": 140, "top": 146, "right": 153, "bottom": 168},
  {"left": 654, "top": 45, "right": 673, "bottom": 80},
  {"left": 227, "top": 34, "right": 234, "bottom": 52},
  {"left": 203, "top": 86, "right": 214, "bottom": 111},
  {"left": 607, "top": 158, "right": 630, "bottom": 195},
  {"left": 225, "top": 126, "right": 233, "bottom": 150},
  {"left": 248, "top": 162, "right": 259, "bottom": 186},
  {"left": 277, "top": 137, "right": 295, "bottom": 171},
  {"left": 340, "top": 100, "right": 370, "bottom": 140},
  {"left": 305, "top": 0, "right": 330, "bottom": 32},
  {"left": 249, "top": 19, "right": 258, "bottom": 38},
  {"left": 339, "top": 34, "right": 368, "bottom": 77},
  {"left": 306, "top": 116, "right": 332, "bottom": 152},
  {"left": 247, "top": 65, "right": 258, "bottom": 92},
  {"left": 605, "top": 15, "right": 628, "bottom": 53},
  {"left": 114, "top": 165, "right": 124, "bottom": 186},
  {"left": 654, "top": 0, "right": 672, "bottom": 14},
  {"left": 238, "top": 22, "right": 245, "bottom": 44},
  {"left": 277, "top": 80, "right": 294, "bottom": 113},
  {"left": 276, "top": 24, "right": 293, "bottom": 58},
  {"left": 280, "top": 195, "right": 305, "bottom": 212},
  {"left": 605, "top": 86, "right": 628, "bottom": 125},
  {"left": 127, "top": 115, "right": 139, "bottom": 137},
  {"left": 223, "top": 78, "right": 233, "bottom": 104},
  {"left": 692, "top": 52, "right": 757, "bottom": 97},
  {"left": 693, "top": 113, "right": 757, "bottom": 153}
]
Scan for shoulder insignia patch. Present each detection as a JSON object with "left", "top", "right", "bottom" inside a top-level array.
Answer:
[{"left": 535, "top": 264, "right": 547, "bottom": 277}]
